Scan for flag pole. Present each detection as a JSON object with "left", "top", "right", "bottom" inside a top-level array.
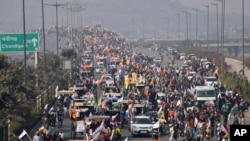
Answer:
[{"left": 26, "top": 134, "right": 32, "bottom": 141}]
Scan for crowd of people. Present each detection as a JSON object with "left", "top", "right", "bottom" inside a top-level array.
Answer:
[{"left": 29, "top": 25, "right": 249, "bottom": 141}]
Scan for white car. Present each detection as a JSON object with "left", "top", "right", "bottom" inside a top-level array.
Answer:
[
  {"left": 131, "top": 116, "right": 153, "bottom": 137},
  {"left": 205, "top": 76, "right": 218, "bottom": 86},
  {"left": 153, "top": 57, "right": 162, "bottom": 63},
  {"left": 179, "top": 53, "right": 186, "bottom": 60}
]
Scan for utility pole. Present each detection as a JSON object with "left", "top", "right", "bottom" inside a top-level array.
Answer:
[
  {"left": 73, "top": 6, "right": 86, "bottom": 29},
  {"left": 242, "top": 0, "right": 245, "bottom": 75},
  {"left": 216, "top": 0, "right": 224, "bottom": 73},
  {"left": 175, "top": 13, "right": 180, "bottom": 45},
  {"left": 166, "top": 17, "right": 169, "bottom": 44},
  {"left": 142, "top": 17, "right": 145, "bottom": 41},
  {"left": 203, "top": 5, "right": 209, "bottom": 48},
  {"left": 182, "top": 11, "right": 189, "bottom": 46},
  {"left": 211, "top": 3, "right": 219, "bottom": 52},
  {"left": 46, "top": 1, "right": 66, "bottom": 56},
  {"left": 41, "top": 0, "right": 46, "bottom": 71},
  {"left": 192, "top": 8, "right": 198, "bottom": 48},
  {"left": 22, "top": 0, "right": 27, "bottom": 82}
]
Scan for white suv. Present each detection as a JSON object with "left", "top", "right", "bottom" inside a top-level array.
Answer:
[
  {"left": 205, "top": 76, "right": 218, "bottom": 86},
  {"left": 131, "top": 116, "right": 153, "bottom": 137}
]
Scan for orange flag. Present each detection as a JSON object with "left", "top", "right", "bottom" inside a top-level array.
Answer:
[{"left": 150, "top": 78, "right": 154, "bottom": 86}]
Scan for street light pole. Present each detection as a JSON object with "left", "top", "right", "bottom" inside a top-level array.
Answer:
[
  {"left": 41, "top": 0, "right": 46, "bottom": 71},
  {"left": 203, "top": 5, "right": 209, "bottom": 48},
  {"left": 22, "top": 0, "right": 27, "bottom": 82},
  {"left": 142, "top": 17, "right": 145, "bottom": 41},
  {"left": 166, "top": 17, "right": 169, "bottom": 43},
  {"left": 211, "top": 3, "right": 219, "bottom": 52},
  {"left": 242, "top": 0, "right": 245, "bottom": 75},
  {"left": 182, "top": 11, "right": 189, "bottom": 46},
  {"left": 56, "top": 1, "right": 59, "bottom": 56},
  {"left": 216, "top": 0, "right": 224, "bottom": 73},
  {"left": 175, "top": 13, "right": 180, "bottom": 44},
  {"left": 192, "top": 8, "right": 198, "bottom": 48},
  {"left": 46, "top": 1, "right": 66, "bottom": 56}
]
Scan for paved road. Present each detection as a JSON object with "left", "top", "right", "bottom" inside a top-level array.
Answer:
[
  {"left": 25, "top": 45, "right": 250, "bottom": 141},
  {"left": 118, "top": 46, "right": 185, "bottom": 141},
  {"left": 25, "top": 45, "right": 184, "bottom": 141}
]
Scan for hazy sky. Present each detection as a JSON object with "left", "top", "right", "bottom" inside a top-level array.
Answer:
[
  {"left": 0, "top": 0, "right": 249, "bottom": 37},
  {"left": 180, "top": 0, "right": 249, "bottom": 16}
]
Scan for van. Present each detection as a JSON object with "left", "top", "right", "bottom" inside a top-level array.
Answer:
[{"left": 191, "top": 86, "right": 216, "bottom": 102}]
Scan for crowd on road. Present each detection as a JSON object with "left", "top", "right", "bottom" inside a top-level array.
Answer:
[{"left": 28, "top": 26, "right": 249, "bottom": 141}]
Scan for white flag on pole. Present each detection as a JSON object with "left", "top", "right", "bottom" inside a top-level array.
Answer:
[
  {"left": 89, "top": 112, "right": 93, "bottom": 117},
  {"left": 157, "top": 105, "right": 162, "bottom": 115},
  {"left": 112, "top": 113, "right": 119, "bottom": 120},
  {"left": 124, "top": 137, "right": 128, "bottom": 141},
  {"left": 221, "top": 124, "right": 228, "bottom": 135},
  {"left": 18, "top": 129, "right": 28, "bottom": 139},
  {"left": 117, "top": 96, "right": 124, "bottom": 103},
  {"left": 90, "top": 131, "right": 101, "bottom": 141},
  {"left": 44, "top": 104, "right": 48, "bottom": 110},
  {"left": 55, "top": 85, "right": 59, "bottom": 98},
  {"left": 176, "top": 100, "right": 181, "bottom": 106},
  {"left": 109, "top": 130, "right": 115, "bottom": 140},
  {"left": 72, "top": 85, "right": 78, "bottom": 98},
  {"left": 153, "top": 120, "right": 160, "bottom": 128},
  {"left": 92, "top": 120, "right": 104, "bottom": 137}
]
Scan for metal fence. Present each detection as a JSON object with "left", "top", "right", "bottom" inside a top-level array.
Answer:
[{"left": 36, "top": 85, "right": 55, "bottom": 111}]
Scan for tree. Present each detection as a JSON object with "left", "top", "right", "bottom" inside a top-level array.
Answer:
[
  {"left": 61, "top": 48, "right": 77, "bottom": 60},
  {"left": 0, "top": 54, "right": 9, "bottom": 69}
]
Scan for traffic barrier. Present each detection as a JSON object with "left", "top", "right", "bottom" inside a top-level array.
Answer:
[{"left": 35, "top": 84, "right": 56, "bottom": 111}]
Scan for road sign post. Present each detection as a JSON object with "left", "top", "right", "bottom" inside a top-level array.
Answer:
[{"left": 0, "top": 33, "right": 39, "bottom": 53}]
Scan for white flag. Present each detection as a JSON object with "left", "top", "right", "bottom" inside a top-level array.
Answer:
[
  {"left": 112, "top": 113, "right": 119, "bottom": 120},
  {"left": 44, "top": 104, "right": 48, "bottom": 110},
  {"left": 110, "top": 130, "right": 115, "bottom": 140},
  {"left": 124, "top": 137, "right": 128, "bottom": 141},
  {"left": 153, "top": 120, "right": 160, "bottom": 128},
  {"left": 72, "top": 85, "right": 78, "bottom": 98},
  {"left": 18, "top": 129, "right": 27, "bottom": 139},
  {"left": 92, "top": 120, "right": 104, "bottom": 137},
  {"left": 90, "top": 131, "right": 101, "bottom": 141},
  {"left": 117, "top": 96, "right": 124, "bottom": 103},
  {"left": 176, "top": 100, "right": 181, "bottom": 106},
  {"left": 221, "top": 124, "right": 228, "bottom": 135},
  {"left": 194, "top": 117, "right": 198, "bottom": 127},
  {"left": 157, "top": 105, "right": 162, "bottom": 115},
  {"left": 90, "top": 111, "right": 93, "bottom": 116},
  {"left": 55, "top": 85, "right": 59, "bottom": 98}
]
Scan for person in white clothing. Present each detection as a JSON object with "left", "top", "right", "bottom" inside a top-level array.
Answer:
[{"left": 76, "top": 107, "right": 81, "bottom": 120}]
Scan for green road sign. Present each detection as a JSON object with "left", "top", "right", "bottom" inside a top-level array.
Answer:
[{"left": 0, "top": 33, "right": 39, "bottom": 53}]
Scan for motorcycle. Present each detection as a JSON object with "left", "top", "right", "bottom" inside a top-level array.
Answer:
[{"left": 159, "top": 123, "right": 168, "bottom": 135}]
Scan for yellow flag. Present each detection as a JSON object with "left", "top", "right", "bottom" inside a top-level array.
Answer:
[
  {"left": 126, "top": 59, "right": 130, "bottom": 65},
  {"left": 124, "top": 75, "right": 130, "bottom": 89},
  {"left": 98, "top": 95, "right": 102, "bottom": 106}
]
